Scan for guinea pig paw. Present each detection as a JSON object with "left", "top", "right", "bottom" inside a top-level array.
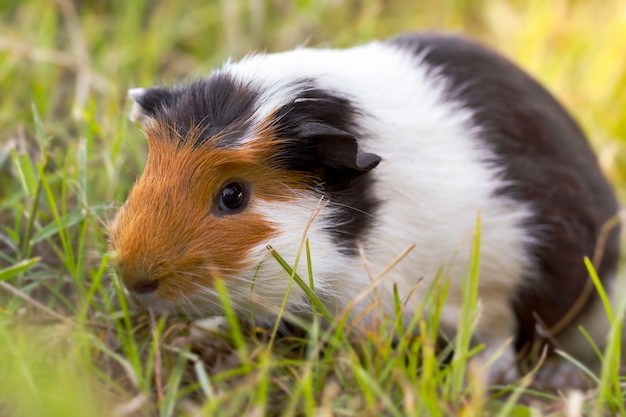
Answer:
[{"left": 531, "top": 359, "right": 593, "bottom": 391}]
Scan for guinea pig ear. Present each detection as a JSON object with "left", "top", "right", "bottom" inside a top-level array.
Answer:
[
  {"left": 128, "top": 87, "right": 175, "bottom": 123},
  {"left": 303, "top": 122, "right": 382, "bottom": 173}
]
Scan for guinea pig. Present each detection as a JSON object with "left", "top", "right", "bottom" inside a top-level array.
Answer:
[{"left": 110, "top": 32, "right": 621, "bottom": 387}]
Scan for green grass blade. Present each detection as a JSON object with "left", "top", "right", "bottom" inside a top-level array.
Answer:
[
  {"left": 268, "top": 246, "right": 334, "bottom": 321},
  {"left": 10, "top": 150, "right": 38, "bottom": 198},
  {"left": 0, "top": 258, "right": 40, "bottom": 281},
  {"left": 214, "top": 277, "right": 249, "bottom": 366}
]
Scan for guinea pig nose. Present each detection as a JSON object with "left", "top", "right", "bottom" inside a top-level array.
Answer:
[{"left": 129, "top": 279, "right": 159, "bottom": 294}]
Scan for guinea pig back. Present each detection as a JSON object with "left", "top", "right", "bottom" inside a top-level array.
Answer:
[{"left": 110, "top": 32, "right": 621, "bottom": 385}]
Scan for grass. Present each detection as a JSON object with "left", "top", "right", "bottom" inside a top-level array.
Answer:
[{"left": 1, "top": 0, "right": 626, "bottom": 415}]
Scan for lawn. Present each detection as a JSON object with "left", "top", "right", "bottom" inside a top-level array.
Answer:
[{"left": 1, "top": 0, "right": 626, "bottom": 416}]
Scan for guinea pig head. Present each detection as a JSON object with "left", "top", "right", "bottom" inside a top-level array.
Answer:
[
  {"left": 109, "top": 79, "right": 381, "bottom": 318},
  {"left": 110, "top": 130, "right": 281, "bottom": 314}
]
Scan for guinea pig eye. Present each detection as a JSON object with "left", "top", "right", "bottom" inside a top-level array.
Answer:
[{"left": 217, "top": 182, "right": 248, "bottom": 213}]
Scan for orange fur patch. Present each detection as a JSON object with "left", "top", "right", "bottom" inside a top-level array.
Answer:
[{"left": 110, "top": 122, "right": 310, "bottom": 302}]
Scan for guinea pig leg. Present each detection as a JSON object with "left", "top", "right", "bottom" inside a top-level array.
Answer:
[{"left": 531, "top": 290, "right": 613, "bottom": 390}]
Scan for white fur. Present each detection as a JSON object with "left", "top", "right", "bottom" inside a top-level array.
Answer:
[{"left": 128, "top": 88, "right": 149, "bottom": 123}]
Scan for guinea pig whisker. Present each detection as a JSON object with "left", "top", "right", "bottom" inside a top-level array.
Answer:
[
  {"left": 176, "top": 269, "right": 213, "bottom": 282},
  {"left": 275, "top": 183, "right": 306, "bottom": 199},
  {"left": 165, "top": 279, "right": 193, "bottom": 316},
  {"left": 326, "top": 198, "right": 377, "bottom": 219},
  {"left": 187, "top": 289, "right": 222, "bottom": 314},
  {"left": 172, "top": 283, "right": 200, "bottom": 316}
]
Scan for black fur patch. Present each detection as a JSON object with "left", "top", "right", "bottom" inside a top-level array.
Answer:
[
  {"left": 270, "top": 84, "right": 381, "bottom": 254},
  {"left": 390, "top": 33, "right": 621, "bottom": 350},
  {"left": 133, "top": 87, "right": 175, "bottom": 117},
  {"left": 137, "top": 73, "right": 258, "bottom": 148}
]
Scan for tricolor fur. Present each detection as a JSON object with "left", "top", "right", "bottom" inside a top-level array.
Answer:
[{"left": 110, "top": 33, "right": 621, "bottom": 385}]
